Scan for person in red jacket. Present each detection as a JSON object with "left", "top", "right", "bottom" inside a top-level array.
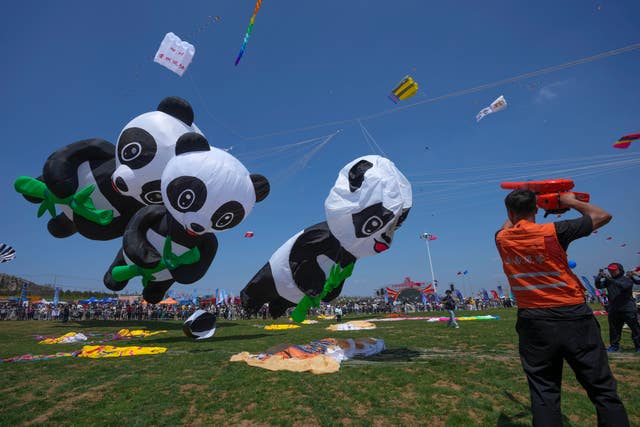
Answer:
[{"left": 495, "top": 189, "right": 628, "bottom": 427}]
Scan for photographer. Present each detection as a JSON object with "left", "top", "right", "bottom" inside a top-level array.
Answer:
[{"left": 596, "top": 263, "right": 640, "bottom": 352}]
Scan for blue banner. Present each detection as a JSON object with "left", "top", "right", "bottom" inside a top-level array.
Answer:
[
  {"left": 481, "top": 288, "right": 489, "bottom": 301},
  {"left": 580, "top": 276, "right": 597, "bottom": 298},
  {"left": 455, "top": 289, "right": 464, "bottom": 301},
  {"left": 53, "top": 287, "right": 60, "bottom": 308},
  {"left": 19, "top": 282, "right": 28, "bottom": 304},
  {"left": 497, "top": 285, "right": 505, "bottom": 299},
  {"left": 192, "top": 288, "right": 198, "bottom": 305}
]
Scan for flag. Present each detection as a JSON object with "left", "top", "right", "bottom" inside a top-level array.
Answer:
[
  {"left": 481, "top": 289, "right": 489, "bottom": 301},
  {"left": 476, "top": 95, "right": 508, "bottom": 122},
  {"left": 192, "top": 288, "right": 198, "bottom": 305},
  {"left": 497, "top": 285, "right": 505, "bottom": 299},
  {"left": 580, "top": 276, "right": 597, "bottom": 298},
  {"left": 422, "top": 283, "right": 435, "bottom": 294},
  {"left": 431, "top": 293, "right": 441, "bottom": 303},
  {"left": 490, "top": 290, "right": 500, "bottom": 300},
  {"left": 613, "top": 133, "right": 640, "bottom": 149},
  {"left": 383, "top": 288, "right": 389, "bottom": 304},
  {"left": 421, "top": 291, "right": 427, "bottom": 305},
  {"left": 244, "top": 231, "right": 254, "bottom": 238},
  {"left": 215, "top": 288, "right": 220, "bottom": 305},
  {"left": 385, "top": 287, "right": 399, "bottom": 301},
  {"left": 19, "top": 282, "right": 28, "bottom": 304},
  {"left": 53, "top": 287, "right": 60, "bottom": 308},
  {"left": 455, "top": 289, "right": 464, "bottom": 301}
]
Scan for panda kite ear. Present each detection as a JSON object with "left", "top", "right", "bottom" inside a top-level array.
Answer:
[
  {"left": 175, "top": 133, "right": 210, "bottom": 155},
  {"left": 250, "top": 174, "right": 270, "bottom": 203},
  {"left": 348, "top": 159, "right": 374, "bottom": 192},
  {"left": 157, "top": 96, "right": 194, "bottom": 126}
]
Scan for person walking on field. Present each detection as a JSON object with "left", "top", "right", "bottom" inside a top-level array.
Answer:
[
  {"left": 495, "top": 189, "right": 629, "bottom": 427},
  {"left": 443, "top": 289, "right": 459, "bottom": 328},
  {"left": 596, "top": 263, "right": 640, "bottom": 352}
]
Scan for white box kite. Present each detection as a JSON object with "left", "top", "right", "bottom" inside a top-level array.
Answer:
[{"left": 154, "top": 32, "right": 195, "bottom": 77}]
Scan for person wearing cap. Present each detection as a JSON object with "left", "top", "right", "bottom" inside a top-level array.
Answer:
[
  {"left": 443, "top": 289, "right": 459, "bottom": 328},
  {"left": 495, "top": 190, "right": 629, "bottom": 427},
  {"left": 596, "top": 263, "right": 640, "bottom": 353}
]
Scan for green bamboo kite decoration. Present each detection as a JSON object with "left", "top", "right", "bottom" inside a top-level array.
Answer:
[
  {"left": 111, "top": 235, "right": 200, "bottom": 287},
  {"left": 290, "top": 262, "right": 355, "bottom": 323},
  {"left": 14, "top": 176, "right": 113, "bottom": 226}
]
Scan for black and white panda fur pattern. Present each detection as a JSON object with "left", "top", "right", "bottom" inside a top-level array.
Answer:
[
  {"left": 22, "top": 96, "right": 198, "bottom": 241},
  {"left": 241, "top": 156, "right": 412, "bottom": 319},
  {"left": 104, "top": 132, "right": 270, "bottom": 303}
]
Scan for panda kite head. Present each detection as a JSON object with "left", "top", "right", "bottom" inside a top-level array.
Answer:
[
  {"left": 161, "top": 133, "right": 270, "bottom": 236},
  {"left": 112, "top": 96, "right": 203, "bottom": 205},
  {"left": 325, "top": 155, "right": 412, "bottom": 258}
]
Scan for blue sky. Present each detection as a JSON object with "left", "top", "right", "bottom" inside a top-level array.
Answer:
[{"left": 1, "top": 0, "right": 639, "bottom": 298}]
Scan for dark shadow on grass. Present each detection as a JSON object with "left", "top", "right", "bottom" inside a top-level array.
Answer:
[
  {"left": 51, "top": 320, "right": 185, "bottom": 330},
  {"left": 497, "top": 390, "right": 572, "bottom": 426},
  {"left": 351, "top": 347, "right": 422, "bottom": 362},
  {"left": 212, "top": 333, "right": 275, "bottom": 342}
]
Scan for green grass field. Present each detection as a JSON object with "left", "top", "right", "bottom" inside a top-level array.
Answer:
[{"left": 1, "top": 307, "right": 638, "bottom": 426}]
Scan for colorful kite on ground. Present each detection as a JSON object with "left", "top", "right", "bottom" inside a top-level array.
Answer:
[
  {"left": 230, "top": 337, "right": 385, "bottom": 374},
  {"left": 612, "top": 133, "right": 640, "bottom": 149},
  {"left": 388, "top": 76, "right": 419, "bottom": 103},
  {"left": 235, "top": 0, "right": 264, "bottom": 66},
  {"left": 154, "top": 32, "right": 195, "bottom": 76},
  {"left": 476, "top": 95, "right": 508, "bottom": 122},
  {"left": 0, "top": 243, "right": 16, "bottom": 263}
]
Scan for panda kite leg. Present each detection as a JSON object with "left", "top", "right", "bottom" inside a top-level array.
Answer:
[
  {"left": 47, "top": 214, "right": 77, "bottom": 238},
  {"left": 104, "top": 249, "right": 130, "bottom": 291},
  {"left": 143, "top": 279, "right": 175, "bottom": 304},
  {"left": 240, "top": 263, "right": 283, "bottom": 315}
]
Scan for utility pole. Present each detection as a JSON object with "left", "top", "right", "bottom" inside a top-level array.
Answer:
[{"left": 419, "top": 233, "right": 437, "bottom": 293}]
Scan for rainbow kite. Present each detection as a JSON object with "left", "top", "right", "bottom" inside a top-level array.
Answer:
[
  {"left": 613, "top": 133, "right": 640, "bottom": 149},
  {"left": 235, "top": 0, "right": 263, "bottom": 66}
]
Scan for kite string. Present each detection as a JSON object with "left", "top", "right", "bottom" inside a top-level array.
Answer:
[
  {"left": 240, "top": 42, "right": 640, "bottom": 140},
  {"left": 360, "top": 122, "right": 388, "bottom": 157}
]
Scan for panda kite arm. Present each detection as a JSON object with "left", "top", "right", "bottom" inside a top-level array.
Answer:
[
  {"left": 43, "top": 139, "right": 115, "bottom": 198},
  {"left": 170, "top": 234, "right": 218, "bottom": 284},
  {"left": 123, "top": 205, "right": 166, "bottom": 268}
]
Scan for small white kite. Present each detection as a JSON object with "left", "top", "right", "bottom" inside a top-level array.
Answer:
[
  {"left": 476, "top": 95, "right": 508, "bottom": 122},
  {"left": 154, "top": 32, "right": 195, "bottom": 77}
]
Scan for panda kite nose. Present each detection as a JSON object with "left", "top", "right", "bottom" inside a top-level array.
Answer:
[{"left": 114, "top": 177, "right": 128, "bottom": 193}]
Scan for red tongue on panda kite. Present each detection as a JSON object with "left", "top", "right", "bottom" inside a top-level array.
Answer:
[{"left": 374, "top": 240, "right": 389, "bottom": 253}]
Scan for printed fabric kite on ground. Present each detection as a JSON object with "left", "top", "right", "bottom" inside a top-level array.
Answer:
[
  {"left": 230, "top": 337, "right": 385, "bottom": 374},
  {"left": 1, "top": 345, "right": 167, "bottom": 363},
  {"left": 325, "top": 320, "right": 376, "bottom": 331}
]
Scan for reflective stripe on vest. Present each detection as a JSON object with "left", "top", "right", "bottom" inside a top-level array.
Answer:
[
  {"left": 496, "top": 220, "right": 585, "bottom": 308},
  {"left": 511, "top": 282, "right": 567, "bottom": 291}
]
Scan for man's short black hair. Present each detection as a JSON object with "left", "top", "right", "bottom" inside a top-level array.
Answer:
[{"left": 505, "top": 189, "right": 537, "bottom": 216}]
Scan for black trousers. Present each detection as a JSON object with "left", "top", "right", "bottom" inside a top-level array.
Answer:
[
  {"left": 516, "top": 316, "right": 628, "bottom": 427},
  {"left": 607, "top": 309, "right": 640, "bottom": 349}
]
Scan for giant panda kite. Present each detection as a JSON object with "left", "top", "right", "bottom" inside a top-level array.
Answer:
[
  {"left": 240, "top": 155, "right": 412, "bottom": 319},
  {"left": 104, "top": 132, "right": 270, "bottom": 303},
  {"left": 15, "top": 96, "right": 200, "bottom": 240}
]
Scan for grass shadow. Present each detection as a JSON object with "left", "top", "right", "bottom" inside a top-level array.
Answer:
[
  {"left": 352, "top": 347, "right": 422, "bottom": 362},
  {"left": 52, "top": 320, "right": 185, "bottom": 330}
]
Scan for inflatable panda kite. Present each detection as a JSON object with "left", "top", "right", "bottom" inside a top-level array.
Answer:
[
  {"left": 16, "top": 96, "right": 201, "bottom": 241},
  {"left": 104, "top": 132, "right": 270, "bottom": 303},
  {"left": 240, "top": 155, "right": 412, "bottom": 319}
]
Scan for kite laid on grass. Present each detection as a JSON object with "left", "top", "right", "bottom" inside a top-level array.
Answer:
[
  {"left": 476, "top": 95, "right": 507, "bottom": 122},
  {"left": 612, "top": 133, "right": 639, "bottom": 149},
  {"left": 235, "top": 0, "right": 264, "bottom": 66}
]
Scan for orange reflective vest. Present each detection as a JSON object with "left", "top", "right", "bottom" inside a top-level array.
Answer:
[{"left": 495, "top": 220, "right": 585, "bottom": 308}]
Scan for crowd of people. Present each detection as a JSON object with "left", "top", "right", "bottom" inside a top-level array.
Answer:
[{"left": 0, "top": 293, "right": 524, "bottom": 322}]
